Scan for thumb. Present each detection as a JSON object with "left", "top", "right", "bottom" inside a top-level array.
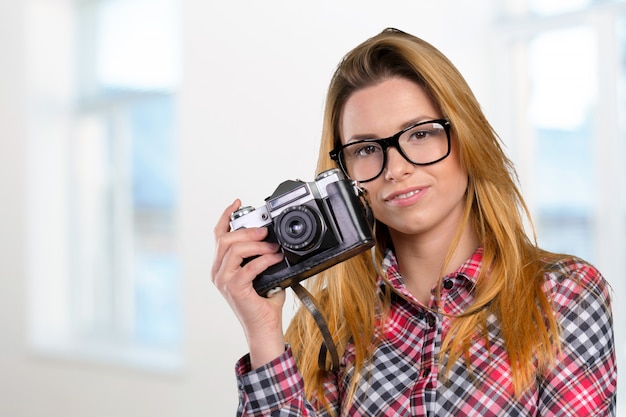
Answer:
[{"left": 266, "top": 287, "right": 287, "bottom": 307}]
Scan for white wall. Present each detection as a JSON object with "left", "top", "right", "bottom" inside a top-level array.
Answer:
[
  {"left": 186, "top": 1, "right": 497, "bottom": 415},
  {"left": 11, "top": 0, "right": 617, "bottom": 416}
]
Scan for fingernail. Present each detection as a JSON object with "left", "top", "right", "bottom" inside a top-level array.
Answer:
[
  {"left": 268, "top": 243, "right": 281, "bottom": 251},
  {"left": 266, "top": 287, "right": 283, "bottom": 297}
]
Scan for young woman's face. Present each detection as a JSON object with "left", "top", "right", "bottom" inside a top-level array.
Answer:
[{"left": 339, "top": 77, "right": 468, "bottom": 241}]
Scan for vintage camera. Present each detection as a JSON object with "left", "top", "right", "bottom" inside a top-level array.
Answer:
[{"left": 230, "top": 168, "right": 375, "bottom": 296}]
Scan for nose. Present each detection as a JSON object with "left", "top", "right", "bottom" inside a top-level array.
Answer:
[{"left": 383, "top": 146, "right": 414, "bottom": 181}]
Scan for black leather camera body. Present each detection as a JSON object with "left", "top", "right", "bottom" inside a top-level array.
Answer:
[{"left": 230, "top": 168, "right": 375, "bottom": 296}]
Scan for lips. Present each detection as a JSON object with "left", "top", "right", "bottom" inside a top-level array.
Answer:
[
  {"left": 385, "top": 187, "right": 424, "bottom": 202},
  {"left": 392, "top": 189, "right": 420, "bottom": 200}
]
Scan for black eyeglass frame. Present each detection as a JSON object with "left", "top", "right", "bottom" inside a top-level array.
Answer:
[{"left": 329, "top": 118, "right": 452, "bottom": 183}]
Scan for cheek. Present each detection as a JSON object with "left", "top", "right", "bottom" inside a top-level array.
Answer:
[
  {"left": 442, "top": 144, "right": 468, "bottom": 188},
  {"left": 441, "top": 162, "right": 469, "bottom": 197}
]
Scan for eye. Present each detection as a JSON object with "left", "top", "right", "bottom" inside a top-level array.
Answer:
[
  {"left": 405, "top": 124, "right": 444, "bottom": 142},
  {"left": 408, "top": 128, "right": 431, "bottom": 141},
  {"left": 352, "top": 143, "right": 381, "bottom": 158}
]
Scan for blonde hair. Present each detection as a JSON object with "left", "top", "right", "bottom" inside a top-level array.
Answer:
[{"left": 284, "top": 28, "right": 560, "bottom": 414}]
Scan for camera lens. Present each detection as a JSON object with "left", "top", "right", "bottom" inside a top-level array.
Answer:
[
  {"left": 286, "top": 219, "right": 305, "bottom": 236},
  {"left": 276, "top": 206, "right": 324, "bottom": 252}
]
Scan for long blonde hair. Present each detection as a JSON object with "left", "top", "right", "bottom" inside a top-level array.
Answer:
[{"left": 285, "top": 28, "right": 560, "bottom": 412}]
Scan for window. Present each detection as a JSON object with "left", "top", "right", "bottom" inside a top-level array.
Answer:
[
  {"left": 529, "top": 26, "right": 597, "bottom": 260},
  {"left": 27, "top": 0, "right": 182, "bottom": 371},
  {"left": 496, "top": 1, "right": 625, "bottom": 413}
]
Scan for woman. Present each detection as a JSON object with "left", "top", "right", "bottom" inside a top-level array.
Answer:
[{"left": 212, "top": 28, "right": 616, "bottom": 416}]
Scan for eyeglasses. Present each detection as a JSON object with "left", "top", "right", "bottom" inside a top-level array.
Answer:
[{"left": 329, "top": 119, "right": 451, "bottom": 183}]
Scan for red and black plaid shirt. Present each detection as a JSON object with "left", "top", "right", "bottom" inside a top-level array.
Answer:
[{"left": 235, "top": 248, "right": 617, "bottom": 416}]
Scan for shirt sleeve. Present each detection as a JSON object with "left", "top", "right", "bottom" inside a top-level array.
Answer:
[
  {"left": 538, "top": 259, "right": 617, "bottom": 416},
  {"left": 234, "top": 346, "right": 336, "bottom": 417}
]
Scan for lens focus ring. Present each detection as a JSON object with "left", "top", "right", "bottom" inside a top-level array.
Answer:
[{"left": 275, "top": 206, "right": 323, "bottom": 252}]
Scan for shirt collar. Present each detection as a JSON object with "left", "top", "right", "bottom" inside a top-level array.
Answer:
[{"left": 377, "top": 246, "right": 484, "bottom": 295}]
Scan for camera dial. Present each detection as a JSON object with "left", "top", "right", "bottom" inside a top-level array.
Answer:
[
  {"left": 315, "top": 168, "right": 340, "bottom": 181},
  {"left": 230, "top": 206, "right": 255, "bottom": 221}
]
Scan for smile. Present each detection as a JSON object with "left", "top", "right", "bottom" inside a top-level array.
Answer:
[
  {"left": 392, "top": 190, "right": 420, "bottom": 200},
  {"left": 385, "top": 188, "right": 424, "bottom": 203}
]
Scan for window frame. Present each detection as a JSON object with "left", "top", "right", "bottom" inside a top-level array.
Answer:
[{"left": 26, "top": 0, "right": 183, "bottom": 374}]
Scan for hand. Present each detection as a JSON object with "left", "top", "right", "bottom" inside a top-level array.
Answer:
[{"left": 211, "top": 199, "right": 287, "bottom": 368}]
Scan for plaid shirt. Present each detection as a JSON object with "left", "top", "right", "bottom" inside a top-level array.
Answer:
[{"left": 235, "top": 248, "right": 617, "bottom": 416}]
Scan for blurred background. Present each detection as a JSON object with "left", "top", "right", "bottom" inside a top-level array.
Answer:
[{"left": 0, "top": 0, "right": 624, "bottom": 415}]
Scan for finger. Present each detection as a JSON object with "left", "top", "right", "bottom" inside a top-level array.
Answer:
[
  {"left": 212, "top": 198, "right": 258, "bottom": 278},
  {"left": 212, "top": 236, "right": 282, "bottom": 286},
  {"left": 214, "top": 251, "right": 284, "bottom": 297},
  {"left": 214, "top": 198, "right": 241, "bottom": 239},
  {"left": 212, "top": 226, "right": 270, "bottom": 276},
  {"left": 216, "top": 242, "right": 282, "bottom": 286},
  {"left": 239, "top": 250, "right": 284, "bottom": 278}
]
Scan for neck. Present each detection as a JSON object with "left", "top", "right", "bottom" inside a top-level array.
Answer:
[{"left": 389, "top": 221, "right": 479, "bottom": 305}]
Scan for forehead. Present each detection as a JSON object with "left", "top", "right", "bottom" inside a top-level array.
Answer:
[{"left": 340, "top": 77, "right": 439, "bottom": 143}]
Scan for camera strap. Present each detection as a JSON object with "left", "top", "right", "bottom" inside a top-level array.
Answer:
[{"left": 291, "top": 282, "right": 340, "bottom": 371}]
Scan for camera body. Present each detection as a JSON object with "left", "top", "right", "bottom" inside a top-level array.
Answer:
[{"left": 230, "top": 168, "right": 375, "bottom": 296}]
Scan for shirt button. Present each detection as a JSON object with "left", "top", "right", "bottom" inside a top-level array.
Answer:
[
  {"left": 427, "top": 315, "right": 436, "bottom": 327},
  {"left": 421, "top": 368, "right": 431, "bottom": 378},
  {"left": 443, "top": 279, "right": 453, "bottom": 290}
]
